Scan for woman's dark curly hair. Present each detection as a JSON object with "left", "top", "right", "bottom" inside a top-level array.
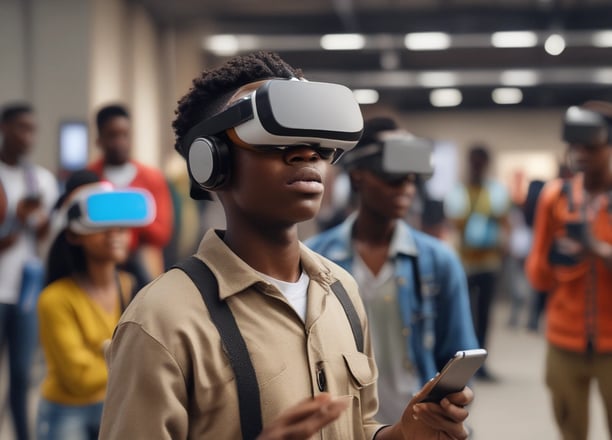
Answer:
[{"left": 172, "top": 51, "right": 303, "bottom": 157}]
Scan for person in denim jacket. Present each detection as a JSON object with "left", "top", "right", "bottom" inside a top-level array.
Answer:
[{"left": 306, "top": 117, "right": 478, "bottom": 424}]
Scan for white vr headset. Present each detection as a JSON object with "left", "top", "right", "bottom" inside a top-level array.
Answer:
[
  {"left": 183, "top": 78, "right": 364, "bottom": 165},
  {"left": 342, "top": 135, "right": 435, "bottom": 180},
  {"left": 562, "top": 106, "right": 611, "bottom": 147}
]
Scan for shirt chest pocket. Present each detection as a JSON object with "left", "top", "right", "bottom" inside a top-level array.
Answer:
[{"left": 342, "top": 352, "right": 377, "bottom": 394}]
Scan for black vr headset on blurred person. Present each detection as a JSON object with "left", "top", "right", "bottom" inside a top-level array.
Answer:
[
  {"left": 341, "top": 135, "right": 435, "bottom": 180},
  {"left": 183, "top": 78, "right": 364, "bottom": 196},
  {"left": 562, "top": 106, "right": 612, "bottom": 147}
]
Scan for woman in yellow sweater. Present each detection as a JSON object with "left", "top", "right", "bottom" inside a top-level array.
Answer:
[{"left": 36, "top": 170, "right": 153, "bottom": 440}]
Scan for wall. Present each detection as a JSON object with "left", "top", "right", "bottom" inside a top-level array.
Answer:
[
  {"left": 0, "top": 0, "right": 168, "bottom": 172},
  {"left": 0, "top": 0, "right": 28, "bottom": 101}
]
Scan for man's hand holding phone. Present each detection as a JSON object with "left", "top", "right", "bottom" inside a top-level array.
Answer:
[{"left": 375, "top": 349, "right": 485, "bottom": 440}]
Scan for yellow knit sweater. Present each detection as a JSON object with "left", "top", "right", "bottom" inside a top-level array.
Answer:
[{"left": 37, "top": 274, "right": 131, "bottom": 405}]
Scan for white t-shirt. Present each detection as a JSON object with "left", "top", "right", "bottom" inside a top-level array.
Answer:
[
  {"left": 353, "top": 251, "right": 420, "bottom": 425},
  {"left": 256, "top": 270, "right": 310, "bottom": 322},
  {"left": 0, "top": 161, "right": 58, "bottom": 304},
  {"left": 103, "top": 162, "right": 137, "bottom": 188}
]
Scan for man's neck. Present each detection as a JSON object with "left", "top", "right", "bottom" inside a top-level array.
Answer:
[
  {"left": 353, "top": 209, "right": 397, "bottom": 245},
  {"left": 0, "top": 148, "right": 19, "bottom": 166},
  {"left": 583, "top": 171, "right": 612, "bottom": 194},
  {"left": 222, "top": 223, "right": 302, "bottom": 282}
]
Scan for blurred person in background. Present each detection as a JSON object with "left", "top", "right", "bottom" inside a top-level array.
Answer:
[
  {"left": 306, "top": 116, "right": 478, "bottom": 424},
  {"left": 36, "top": 170, "right": 152, "bottom": 440},
  {"left": 444, "top": 144, "right": 510, "bottom": 381},
  {"left": 89, "top": 104, "right": 173, "bottom": 288},
  {"left": 526, "top": 101, "right": 612, "bottom": 440},
  {"left": 0, "top": 103, "right": 59, "bottom": 440}
]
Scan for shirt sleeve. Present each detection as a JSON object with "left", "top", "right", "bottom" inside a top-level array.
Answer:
[
  {"left": 525, "top": 181, "right": 559, "bottom": 292},
  {"left": 99, "top": 321, "right": 189, "bottom": 440},
  {"left": 37, "top": 289, "right": 108, "bottom": 396}
]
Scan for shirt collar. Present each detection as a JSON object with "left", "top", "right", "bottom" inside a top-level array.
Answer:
[
  {"left": 339, "top": 213, "right": 418, "bottom": 258},
  {"left": 195, "top": 229, "right": 334, "bottom": 301}
]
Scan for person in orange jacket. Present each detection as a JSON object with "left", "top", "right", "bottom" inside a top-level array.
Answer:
[
  {"left": 89, "top": 105, "right": 173, "bottom": 287},
  {"left": 526, "top": 101, "right": 612, "bottom": 440}
]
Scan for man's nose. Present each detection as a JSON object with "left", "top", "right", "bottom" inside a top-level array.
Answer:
[{"left": 283, "top": 146, "right": 321, "bottom": 163}]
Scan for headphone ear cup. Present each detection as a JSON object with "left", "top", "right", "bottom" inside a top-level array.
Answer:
[{"left": 187, "top": 137, "right": 231, "bottom": 190}]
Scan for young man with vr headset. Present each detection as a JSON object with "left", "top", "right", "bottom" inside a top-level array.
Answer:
[
  {"left": 306, "top": 117, "right": 478, "bottom": 425},
  {"left": 526, "top": 101, "right": 612, "bottom": 440},
  {"left": 99, "top": 52, "right": 473, "bottom": 440}
]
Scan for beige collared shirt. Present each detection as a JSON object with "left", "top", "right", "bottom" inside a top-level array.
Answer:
[{"left": 100, "top": 229, "right": 382, "bottom": 439}]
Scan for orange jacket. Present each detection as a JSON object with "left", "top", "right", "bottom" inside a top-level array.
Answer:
[
  {"left": 526, "top": 175, "right": 612, "bottom": 353},
  {"left": 88, "top": 159, "right": 173, "bottom": 251}
]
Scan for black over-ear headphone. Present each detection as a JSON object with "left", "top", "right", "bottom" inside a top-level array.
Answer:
[
  {"left": 183, "top": 98, "right": 254, "bottom": 193},
  {"left": 187, "top": 135, "right": 232, "bottom": 191}
]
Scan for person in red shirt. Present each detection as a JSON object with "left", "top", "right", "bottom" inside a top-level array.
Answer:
[
  {"left": 526, "top": 101, "right": 612, "bottom": 440},
  {"left": 89, "top": 105, "right": 173, "bottom": 288}
]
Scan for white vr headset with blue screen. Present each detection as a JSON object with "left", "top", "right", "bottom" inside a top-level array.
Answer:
[
  {"left": 65, "top": 184, "right": 155, "bottom": 234},
  {"left": 184, "top": 78, "right": 364, "bottom": 193}
]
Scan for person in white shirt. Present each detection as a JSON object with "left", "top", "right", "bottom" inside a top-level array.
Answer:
[{"left": 0, "top": 102, "right": 59, "bottom": 440}]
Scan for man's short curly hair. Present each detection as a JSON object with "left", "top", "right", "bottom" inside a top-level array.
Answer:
[{"left": 172, "top": 51, "right": 303, "bottom": 157}]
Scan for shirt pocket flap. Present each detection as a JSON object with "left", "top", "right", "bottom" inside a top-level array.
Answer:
[{"left": 342, "top": 352, "right": 377, "bottom": 388}]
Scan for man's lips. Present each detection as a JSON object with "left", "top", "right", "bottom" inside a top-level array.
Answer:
[
  {"left": 287, "top": 168, "right": 323, "bottom": 185},
  {"left": 286, "top": 168, "right": 324, "bottom": 194}
]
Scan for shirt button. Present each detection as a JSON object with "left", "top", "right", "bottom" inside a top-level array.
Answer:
[
  {"left": 397, "top": 277, "right": 407, "bottom": 286},
  {"left": 384, "top": 295, "right": 393, "bottom": 303}
]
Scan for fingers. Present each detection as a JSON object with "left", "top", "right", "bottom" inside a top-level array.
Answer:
[
  {"left": 257, "top": 394, "right": 351, "bottom": 440},
  {"left": 412, "top": 404, "right": 469, "bottom": 440},
  {"left": 275, "top": 393, "right": 334, "bottom": 425},
  {"left": 445, "top": 386, "right": 474, "bottom": 408},
  {"left": 408, "top": 387, "right": 473, "bottom": 440}
]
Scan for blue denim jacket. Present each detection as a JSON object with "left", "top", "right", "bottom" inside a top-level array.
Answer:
[{"left": 305, "top": 215, "right": 478, "bottom": 385}]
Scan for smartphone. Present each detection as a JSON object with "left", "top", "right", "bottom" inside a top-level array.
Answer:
[{"left": 419, "top": 349, "right": 488, "bottom": 403}]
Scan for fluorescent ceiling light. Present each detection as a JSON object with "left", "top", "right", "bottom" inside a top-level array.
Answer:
[
  {"left": 204, "top": 35, "right": 259, "bottom": 56},
  {"left": 491, "top": 31, "right": 538, "bottom": 48},
  {"left": 205, "top": 35, "right": 240, "bottom": 56},
  {"left": 320, "top": 34, "right": 365, "bottom": 50},
  {"left": 592, "top": 31, "right": 612, "bottom": 47},
  {"left": 418, "top": 71, "right": 457, "bottom": 88},
  {"left": 593, "top": 69, "right": 612, "bottom": 84},
  {"left": 544, "top": 34, "right": 566, "bottom": 56},
  {"left": 500, "top": 69, "right": 539, "bottom": 86},
  {"left": 429, "top": 89, "right": 462, "bottom": 107},
  {"left": 353, "top": 89, "right": 379, "bottom": 104},
  {"left": 404, "top": 32, "right": 451, "bottom": 50},
  {"left": 492, "top": 87, "right": 523, "bottom": 104}
]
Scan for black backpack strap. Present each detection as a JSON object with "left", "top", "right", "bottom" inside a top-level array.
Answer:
[
  {"left": 330, "top": 281, "right": 364, "bottom": 353},
  {"left": 173, "top": 256, "right": 262, "bottom": 440}
]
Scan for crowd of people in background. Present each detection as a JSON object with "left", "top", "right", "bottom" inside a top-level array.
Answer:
[{"left": 1, "top": 50, "right": 611, "bottom": 440}]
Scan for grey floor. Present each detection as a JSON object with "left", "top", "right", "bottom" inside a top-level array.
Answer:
[{"left": 1, "top": 300, "right": 608, "bottom": 439}]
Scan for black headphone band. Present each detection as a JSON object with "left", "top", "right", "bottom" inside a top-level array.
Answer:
[{"left": 183, "top": 99, "right": 254, "bottom": 152}]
